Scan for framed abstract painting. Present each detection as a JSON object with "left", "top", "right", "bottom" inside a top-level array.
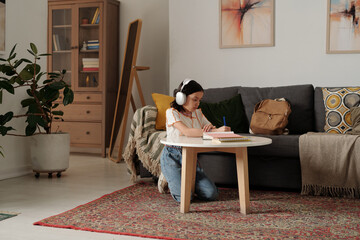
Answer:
[
  {"left": 219, "top": 0, "right": 275, "bottom": 48},
  {"left": 0, "top": 0, "right": 5, "bottom": 54},
  {"left": 327, "top": 0, "right": 360, "bottom": 53}
]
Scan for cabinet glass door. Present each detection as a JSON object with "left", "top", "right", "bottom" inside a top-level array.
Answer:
[
  {"left": 51, "top": 8, "right": 72, "bottom": 86},
  {"left": 77, "top": 6, "right": 100, "bottom": 90}
]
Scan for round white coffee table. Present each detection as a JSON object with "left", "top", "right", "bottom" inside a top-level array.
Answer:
[{"left": 160, "top": 136, "right": 272, "bottom": 214}]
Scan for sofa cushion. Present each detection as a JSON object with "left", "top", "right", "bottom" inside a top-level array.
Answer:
[
  {"left": 199, "top": 94, "right": 249, "bottom": 133},
  {"left": 241, "top": 133, "right": 300, "bottom": 158},
  {"left": 238, "top": 85, "right": 314, "bottom": 134},
  {"left": 202, "top": 86, "right": 239, "bottom": 103},
  {"left": 314, "top": 87, "right": 326, "bottom": 132},
  {"left": 322, "top": 87, "right": 360, "bottom": 134},
  {"left": 349, "top": 107, "right": 360, "bottom": 134},
  {"left": 151, "top": 93, "right": 175, "bottom": 130}
]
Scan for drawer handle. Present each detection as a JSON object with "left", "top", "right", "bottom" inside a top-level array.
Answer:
[
  {"left": 86, "top": 131, "right": 90, "bottom": 135},
  {"left": 86, "top": 96, "right": 91, "bottom": 100},
  {"left": 86, "top": 110, "right": 90, "bottom": 114}
]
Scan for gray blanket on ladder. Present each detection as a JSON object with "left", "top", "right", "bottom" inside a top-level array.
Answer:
[{"left": 299, "top": 132, "right": 360, "bottom": 198}]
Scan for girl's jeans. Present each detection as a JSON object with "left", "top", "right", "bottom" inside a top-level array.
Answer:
[{"left": 160, "top": 145, "right": 219, "bottom": 202}]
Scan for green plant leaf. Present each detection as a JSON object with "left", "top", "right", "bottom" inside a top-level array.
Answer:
[
  {"left": 21, "top": 58, "right": 32, "bottom": 63},
  {"left": 15, "top": 77, "right": 25, "bottom": 85},
  {"left": 0, "top": 57, "right": 6, "bottom": 62},
  {"left": 61, "top": 69, "right": 66, "bottom": 74},
  {"left": 9, "top": 44, "right": 17, "bottom": 58},
  {"left": 21, "top": 98, "right": 36, "bottom": 107},
  {"left": 49, "top": 81, "right": 65, "bottom": 90},
  {"left": 0, "top": 65, "right": 16, "bottom": 76},
  {"left": 0, "top": 81, "right": 15, "bottom": 94},
  {"left": 28, "top": 103, "right": 42, "bottom": 114},
  {"left": 19, "top": 67, "right": 33, "bottom": 80},
  {"left": 48, "top": 72, "right": 60, "bottom": 78},
  {"left": 43, "top": 88, "right": 59, "bottom": 102},
  {"left": 36, "top": 72, "right": 46, "bottom": 82},
  {"left": 39, "top": 53, "right": 51, "bottom": 56},
  {"left": 63, "top": 87, "right": 74, "bottom": 106},
  {"left": 27, "top": 49, "right": 35, "bottom": 57},
  {"left": 0, "top": 90, "right": 2, "bottom": 104},
  {"left": 0, "top": 126, "right": 15, "bottom": 136},
  {"left": 43, "top": 79, "right": 52, "bottom": 84},
  {"left": 52, "top": 111, "right": 64, "bottom": 116},
  {"left": 25, "top": 124, "right": 36, "bottom": 136},
  {"left": 28, "top": 115, "right": 47, "bottom": 128},
  {"left": 52, "top": 103, "right": 59, "bottom": 109},
  {"left": 8, "top": 53, "right": 17, "bottom": 61},
  {"left": 30, "top": 43, "right": 38, "bottom": 54},
  {"left": 0, "top": 146, "right": 4, "bottom": 157},
  {"left": 0, "top": 112, "right": 14, "bottom": 125},
  {"left": 26, "top": 89, "right": 32, "bottom": 97},
  {"left": 13, "top": 59, "right": 24, "bottom": 68}
]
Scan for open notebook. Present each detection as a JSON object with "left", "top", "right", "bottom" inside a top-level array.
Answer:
[{"left": 203, "top": 132, "right": 250, "bottom": 142}]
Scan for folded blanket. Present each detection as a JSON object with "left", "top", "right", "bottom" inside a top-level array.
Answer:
[
  {"left": 299, "top": 132, "right": 360, "bottom": 198},
  {"left": 123, "top": 106, "right": 166, "bottom": 182}
]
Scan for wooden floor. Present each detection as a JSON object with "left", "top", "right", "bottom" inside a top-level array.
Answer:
[{"left": 0, "top": 153, "right": 152, "bottom": 240}]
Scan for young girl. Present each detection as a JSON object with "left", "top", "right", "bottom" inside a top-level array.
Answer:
[{"left": 160, "top": 79, "right": 231, "bottom": 202}]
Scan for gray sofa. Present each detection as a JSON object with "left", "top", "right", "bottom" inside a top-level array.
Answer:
[
  {"left": 139, "top": 84, "right": 327, "bottom": 191},
  {"left": 197, "top": 84, "right": 327, "bottom": 190}
]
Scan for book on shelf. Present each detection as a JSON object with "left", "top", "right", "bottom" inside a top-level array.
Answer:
[
  {"left": 203, "top": 132, "right": 250, "bottom": 143},
  {"left": 82, "top": 57, "right": 99, "bottom": 71},
  {"left": 52, "top": 34, "right": 68, "bottom": 51},
  {"left": 82, "top": 57, "right": 99, "bottom": 61},
  {"left": 91, "top": 8, "right": 99, "bottom": 24},
  {"left": 87, "top": 45, "right": 99, "bottom": 50},
  {"left": 53, "top": 34, "right": 58, "bottom": 51},
  {"left": 87, "top": 40, "right": 99, "bottom": 49},
  {"left": 83, "top": 67, "right": 99, "bottom": 72},
  {"left": 95, "top": 13, "right": 100, "bottom": 24}
]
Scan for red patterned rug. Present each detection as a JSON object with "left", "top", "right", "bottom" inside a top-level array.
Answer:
[{"left": 34, "top": 182, "right": 360, "bottom": 239}]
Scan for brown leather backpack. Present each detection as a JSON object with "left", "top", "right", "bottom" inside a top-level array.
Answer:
[{"left": 250, "top": 99, "right": 291, "bottom": 135}]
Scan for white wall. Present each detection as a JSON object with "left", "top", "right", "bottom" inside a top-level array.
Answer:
[
  {"left": 0, "top": 0, "right": 47, "bottom": 180},
  {"left": 119, "top": 0, "right": 169, "bottom": 105},
  {"left": 0, "top": 0, "right": 169, "bottom": 179},
  {"left": 169, "top": 0, "right": 360, "bottom": 93}
]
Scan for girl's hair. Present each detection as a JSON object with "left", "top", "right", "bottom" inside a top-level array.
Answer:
[{"left": 171, "top": 80, "right": 204, "bottom": 112}]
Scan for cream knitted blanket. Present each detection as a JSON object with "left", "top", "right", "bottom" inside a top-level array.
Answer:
[
  {"left": 122, "top": 106, "right": 166, "bottom": 182},
  {"left": 299, "top": 132, "right": 360, "bottom": 198}
]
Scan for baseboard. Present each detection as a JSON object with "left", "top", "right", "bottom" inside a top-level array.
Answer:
[{"left": 0, "top": 165, "right": 32, "bottom": 180}]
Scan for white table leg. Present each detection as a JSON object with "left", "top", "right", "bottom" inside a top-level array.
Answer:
[
  {"left": 180, "top": 147, "right": 196, "bottom": 213},
  {"left": 235, "top": 147, "right": 250, "bottom": 215}
]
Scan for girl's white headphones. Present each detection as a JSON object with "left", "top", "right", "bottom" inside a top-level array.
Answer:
[{"left": 175, "top": 78, "right": 193, "bottom": 105}]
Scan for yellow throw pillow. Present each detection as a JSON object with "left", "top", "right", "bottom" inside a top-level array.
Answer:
[
  {"left": 322, "top": 87, "right": 360, "bottom": 134},
  {"left": 152, "top": 93, "right": 175, "bottom": 130}
]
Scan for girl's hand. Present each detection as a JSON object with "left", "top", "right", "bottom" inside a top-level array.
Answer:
[
  {"left": 215, "top": 126, "right": 231, "bottom": 132},
  {"left": 202, "top": 124, "right": 215, "bottom": 132}
]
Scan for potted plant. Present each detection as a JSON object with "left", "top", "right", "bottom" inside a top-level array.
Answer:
[{"left": 0, "top": 43, "right": 74, "bottom": 178}]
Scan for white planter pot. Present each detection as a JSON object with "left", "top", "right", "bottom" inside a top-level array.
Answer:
[{"left": 30, "top": 133, "right": 70, "bottom": 177}]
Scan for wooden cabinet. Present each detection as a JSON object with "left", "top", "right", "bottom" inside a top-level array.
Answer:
[{"left": 48, "top": 0, "right": 119, "bottom": 157}]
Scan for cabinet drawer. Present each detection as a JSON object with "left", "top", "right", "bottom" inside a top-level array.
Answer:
[
  {"left": 75, "top": 93, "right": 102, "bottom": 103},
  {"left": 58, "top": 93, "right": 102, "bottom": 103},
  {"left": 58, "top": 104, "right": 102, "bottom": 121},
  {"left": 53, "top": 122, "right": 102, "bottom": 145}
]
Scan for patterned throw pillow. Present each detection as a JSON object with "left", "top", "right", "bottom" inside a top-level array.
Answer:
[{"left": 322, "top": 87, "right": 360, "bottom": 133}]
